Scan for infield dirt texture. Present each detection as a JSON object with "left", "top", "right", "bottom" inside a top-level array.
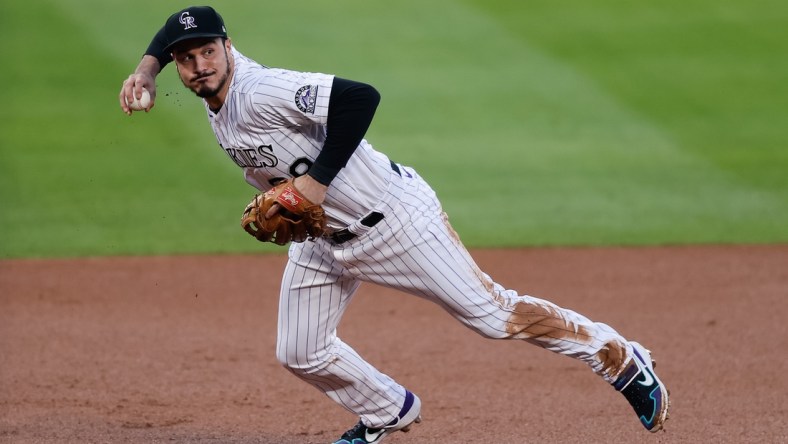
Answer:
[{"left": 2, "top": 246, "right": 787, "bottom": 443}]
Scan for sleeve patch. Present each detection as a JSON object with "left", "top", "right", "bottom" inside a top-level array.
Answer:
[{"left": 294, "top": 85, "right": 319, "bottom": 114}]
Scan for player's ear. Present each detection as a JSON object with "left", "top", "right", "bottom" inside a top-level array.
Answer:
[{"left": 224, "top": 37, "right": 232, "bottom": 51}]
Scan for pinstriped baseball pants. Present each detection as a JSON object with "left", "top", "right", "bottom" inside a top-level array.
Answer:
[{"left": 276, "top": 166, "right": 633, "bottom": 428}]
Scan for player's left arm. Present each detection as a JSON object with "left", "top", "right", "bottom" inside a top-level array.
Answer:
[
  {"left": 292, "top": 78, "right": 380, "bottom": 205},
  {"left": 307, "top": 78, "right": 380, "bottom": 185},
  {"left": 266, "top": 77, "right": 379, "bottom": 216}
]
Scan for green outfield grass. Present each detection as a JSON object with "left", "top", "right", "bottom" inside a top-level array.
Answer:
[{"left": 1, "top": 0, "right": 786, "bottom": 258}]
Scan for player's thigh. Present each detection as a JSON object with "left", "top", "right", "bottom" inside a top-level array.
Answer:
[
  {"left": 356, "top": 212, "right": 509, "bottom": 335},
  {"left": 277, "top": 243, "right": 361, "bottom": 365}
]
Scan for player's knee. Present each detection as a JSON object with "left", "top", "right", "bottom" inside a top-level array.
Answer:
[
  {"left": 275, "top": 345, "right": 332, "bottom": 374},
  {"left": 274, "top": 346, "right": 300, "bottom": 369}
]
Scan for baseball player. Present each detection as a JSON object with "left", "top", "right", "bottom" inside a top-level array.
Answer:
[{"left": 119, "top": 6, "right": 670, "bottom": 443}]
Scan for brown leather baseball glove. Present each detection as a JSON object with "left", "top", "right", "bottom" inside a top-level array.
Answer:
[{"left": 241, "top": 179, "right": 327, "bottom": 245}]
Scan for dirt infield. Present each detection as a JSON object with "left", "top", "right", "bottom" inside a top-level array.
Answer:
[{"left": 1, "top": 245, "right": 786, "bottom": 443}]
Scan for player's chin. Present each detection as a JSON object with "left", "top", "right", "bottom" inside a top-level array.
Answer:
[{"left": 193, "top": 84, "right": 221, "bottom": 98}]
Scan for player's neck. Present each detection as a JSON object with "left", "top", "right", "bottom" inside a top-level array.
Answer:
[
  {"left": 206, "top": 94, "right": 225, "bottom": 113},
  {"left": 205, "top": 66, "right": 234, "bottom": 112}
]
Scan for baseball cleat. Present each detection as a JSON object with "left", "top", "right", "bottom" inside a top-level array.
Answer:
[
  {"left": 333, "top": 391, "right": 422, "bottom": 444},
  {"left": 613, "top": 341, "right": 670, "bottom": 432}
]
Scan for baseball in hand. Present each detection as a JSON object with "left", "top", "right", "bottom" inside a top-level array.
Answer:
[{"left": 126, "top": 88, "right": 151, "bottom": 111}]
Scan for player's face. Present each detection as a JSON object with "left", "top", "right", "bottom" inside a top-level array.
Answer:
[{"left": 172, "top": 38, "right": 233, "bottom": 100}]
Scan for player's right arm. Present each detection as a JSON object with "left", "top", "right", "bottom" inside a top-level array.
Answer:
[{"left": 119, "top": 26, "right": 170, "bottom": 115}]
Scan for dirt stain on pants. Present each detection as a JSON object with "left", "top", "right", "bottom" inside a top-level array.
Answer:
[{"left": 503, "top": 299, "right": 629, "bottom": 380}]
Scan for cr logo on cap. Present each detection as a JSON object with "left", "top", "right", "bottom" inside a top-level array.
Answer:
[{"left": 179, "top": 12, "right": 197, "bottom": 30}]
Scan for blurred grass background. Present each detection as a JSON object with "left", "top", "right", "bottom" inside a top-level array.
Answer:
[{"left": 1, "top": 0, "right": 786, "bottom": 258}]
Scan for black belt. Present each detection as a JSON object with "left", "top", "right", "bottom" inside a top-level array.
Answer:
[
  {"left": 328, "top": 161, "right": 400, "bottom": 244},
  {"left": 329, "top": 211, "right": 384, "bottom": 244}
]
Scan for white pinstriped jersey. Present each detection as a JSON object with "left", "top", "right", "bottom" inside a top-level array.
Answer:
[{"left": 206, "top": 48, "right": 395, "bottom": 229}]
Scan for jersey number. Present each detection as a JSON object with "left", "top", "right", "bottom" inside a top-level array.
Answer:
[{"left": 268, "top": 157, "right": 313, "bottom": 186}]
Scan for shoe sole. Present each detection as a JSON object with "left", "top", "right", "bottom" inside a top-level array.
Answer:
[
  {"left": 400, "top": 415, "right": 422, "bottom": 433},
  {"left": 630, "top": 342, "right": 671, "bottom": 432},
  {"left": 395, "top": 392, "right": 422, "bottom": 433}
]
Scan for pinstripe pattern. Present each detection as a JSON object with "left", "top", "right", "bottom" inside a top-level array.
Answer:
[
  {"left": 278, "top": 168, "right": 632, "bottom": 427},
  {"left": 210, "top": 48, "right": 391, "bottom": 229},
  {"left": 203, "top": 48, "right": 634, "bottom": 429}
]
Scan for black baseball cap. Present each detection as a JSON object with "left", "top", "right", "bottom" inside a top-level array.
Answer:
[{"left": 163, "top": 6, "right": 227, "bottom": 51}]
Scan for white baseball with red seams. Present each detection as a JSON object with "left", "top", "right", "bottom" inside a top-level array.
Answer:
[
  {"left": 126, "top": 87, "right": 151, "bottom": 111},
  {"left": 209, "top": 46, "right": 635, "bottom": 429}
]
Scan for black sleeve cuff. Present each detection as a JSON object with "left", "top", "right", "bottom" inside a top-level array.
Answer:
[{"left": 307, "top": 163, "right": 344, "bottom": 186}]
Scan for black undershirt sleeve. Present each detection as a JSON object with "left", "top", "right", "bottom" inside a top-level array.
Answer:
[
  {"left": 144, "top": 26, "right": 172, "bottom": 71},
  {"left": 308, "top": 77, "right": 381, "bottom": 186}
]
